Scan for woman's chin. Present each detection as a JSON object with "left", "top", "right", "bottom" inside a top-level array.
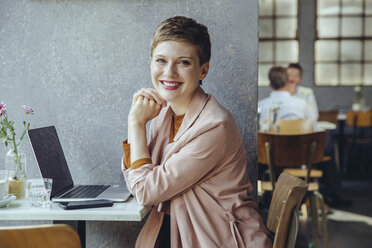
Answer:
[{"left": 158, "top": 91, "right": 177, "bottom": 103}]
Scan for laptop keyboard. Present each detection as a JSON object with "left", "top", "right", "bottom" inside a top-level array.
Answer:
[{"left": 61, "top": 185, "right": 110, "bottom": 198}]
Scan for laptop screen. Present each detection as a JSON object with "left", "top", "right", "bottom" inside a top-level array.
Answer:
[{"left": 27, "top": 126, "right": 74, "bottom": 197}]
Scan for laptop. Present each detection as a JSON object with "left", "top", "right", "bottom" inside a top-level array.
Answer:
[{"left": 27, "top": 126, "right": 131, "bottom": 203}]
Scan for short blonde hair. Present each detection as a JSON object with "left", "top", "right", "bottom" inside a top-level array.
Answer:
[
  {"left": 269, "top": 66, "right": 288, "bottom": 90},
  {"left": 150, "top": 16, "right": 211, "bottom": 66}
]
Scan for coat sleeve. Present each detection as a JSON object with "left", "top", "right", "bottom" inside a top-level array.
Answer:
[{"left": 124, "top": 123, "right": 228, "bottom": 206}]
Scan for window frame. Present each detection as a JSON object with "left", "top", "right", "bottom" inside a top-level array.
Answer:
[
  {"left": 258, "top": 0, "right": 300, "bottom": 87},
  {"left": 315, "top": 0, "right": 372, "bottom": 86}
]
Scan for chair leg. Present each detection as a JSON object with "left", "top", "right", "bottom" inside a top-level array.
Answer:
[
  {"left": 309, "top": 194, "right": 320, "bottom": 248},
  {"left": 334, "top": 142, "right": 341, "bottom": 174},
  {"left": 314, "top": 191, "right": 329, "bottom": 248},
  {"left": 343, "top": 142, "right": 349, "bottom": 175}
]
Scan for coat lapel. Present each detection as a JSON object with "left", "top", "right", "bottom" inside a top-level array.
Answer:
[
  {"left": 173, "top": 87, "right": 209, "bottom": 142},
  {"left": 151, "top": 106, "right": 173, "bottom": 164}
]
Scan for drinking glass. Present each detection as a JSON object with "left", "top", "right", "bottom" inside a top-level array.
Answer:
[
  {"left": 0, "top": 170, "right": 8, "bottom": 199},
  {"left": 27, "top": 178, "right": 53, "bottom": 208},
  {"left": 43, "top": 178, "right": 53, "bottom": 207}
]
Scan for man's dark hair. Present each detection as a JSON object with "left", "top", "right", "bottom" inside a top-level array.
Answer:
[{"left": 269, "top": 66, "right": 287, "bottom": 90}]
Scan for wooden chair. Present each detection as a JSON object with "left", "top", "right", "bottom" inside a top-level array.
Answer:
[
  {"left": 0, "top": 224, "right": 81, "bottom": 248},
  {"left": 318, "top": 109, "right": 339, "bottom": 124},
  {"left": 346, "top": 111, "right": 372, "bottom": 128},
  {"left": 258, "top": 131, "right": 329, "bottom": 248},
  {"left": 277, "top": 119, "right": 326, "bottom": 179},
  {"left": 278, "top": 119, "right": 313, "bottom": 134},
  {"left": 267, "top": 172, "right": 308, "bottom": 248}
]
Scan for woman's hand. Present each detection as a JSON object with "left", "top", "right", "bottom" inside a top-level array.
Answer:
[
  {"left": 128, "top": 88, "right": 166, "bottom": 126},
  {"left": 127, "top": 88, "right": 165, "bottom": 160},
  {"left": 136, "top": 88, "right": 166, "bottom": 107}
]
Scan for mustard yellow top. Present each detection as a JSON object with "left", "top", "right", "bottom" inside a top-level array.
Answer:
[{"left": 123, "top": 113, "right": 185, "bottom": 170}]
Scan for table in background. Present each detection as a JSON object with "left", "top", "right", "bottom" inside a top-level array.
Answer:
[
  {"left": 0, "top": 197, "right": 150, "bottom": 248},
  {"left": 316, "top": 121, "right": 337, "bottom": 131}
]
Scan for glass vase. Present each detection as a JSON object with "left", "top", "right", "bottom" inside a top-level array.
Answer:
[
  {"left": 5, "top": 149, "right": 26, "bottom": 199},
  {"left": 268, "top": 107, "right": 279, "bottom": 134}
]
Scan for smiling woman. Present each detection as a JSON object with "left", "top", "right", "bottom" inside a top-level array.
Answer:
[
  {"left": 121, "top": 16, "right": 272, "bottom": 248},
  {"left": 151, "top": 41, "right": 209, "bottom": 115}
]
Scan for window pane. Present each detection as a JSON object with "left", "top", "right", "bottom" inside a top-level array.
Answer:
[
  {"left": 259, "top": 0, "right": 274, "bottom": 16},
  {"left": 364, "top": 63, "right": 372, "bottom": 85},
  {"left": 276, "top": 0, "right": 297, "bottom": 16},
  {"left": 275, "top": 40, "right": 299, "bottom": 62},
  {"left": 366, "top": 17, "right": 372, "bottom": 36},
  {"left": 318, "top": 0, "right": 340, "bottom": 15},
  {"left": 367, "top": 0, "right": 372, "bottom": 14},
  {"left": 341, "top": 40, "right": 362, "bottom": 61},
  {"left": 341, "top": 0, "right": 363, "bottom": 14},
  {"left": 259, "top": 41, "right": 274, "bottom": 62},
  {"left": 318, "top": 17, "right": 340, "bottom": 38},
  {"left": 341, "top": 17, "right": 363, "bottom": 37},
  {"left": 365, "top": 41, "right": 372, "bottom": 60},
  {"left": 259, "top": 18, "right": 274, "bottom": 38},
  {"left": 276, "top": 62, "right": 289, "bottom": 68},
  {"left": 276, "top": 17, "right": 297, "bottom": 38},
  {"left": 258, "top": 64, "right": 274, "bottom": 86},
  {"left": 315, "top": 63, "right": 339, "bottom": 85},
  {"left": 315, "top": 40, "right": 339, "bottom": 61},
  {"left": 340, "top": 63, "right": 362, "bottom": 85}
]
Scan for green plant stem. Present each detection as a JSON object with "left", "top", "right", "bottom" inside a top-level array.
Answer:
[
  {"left": 10, "top": 126, "right": 22, "bottom": 172},
  {"left": 1, "top": 114, "right": 30, "bottom": 174},
  {"left": 17, "top": 116, "right": 29, "bottom": 147}
]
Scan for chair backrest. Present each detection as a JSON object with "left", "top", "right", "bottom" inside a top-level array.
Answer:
[
  {"left": 318, "top": 109, "right": 339, "bottom": 124},
  {"left": 258, "top": 131, "right": 326, "bottom": 167},
  {"left": 267, "top": 172, "right": 308, "bottom": 248},
  {"left": 0, "top": 224, "right": 81, "bottom": 248},
  {"left": 278, "top": 119, "right": 313, "bottom": 134},
  {"left": 346, "top": 111, "right": 372, "bottom": 127},
  {"left": 258, "top": 131, "right": 327, "bottom": 187}
]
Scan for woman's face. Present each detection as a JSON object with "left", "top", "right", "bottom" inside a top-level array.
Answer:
[{"left": 151, "top": 41, "right": 209, "bottom": 114}]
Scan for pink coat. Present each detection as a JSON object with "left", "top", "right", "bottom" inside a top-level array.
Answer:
[{"left": 123, "top": 87, "right": 272, "bottom": 248}]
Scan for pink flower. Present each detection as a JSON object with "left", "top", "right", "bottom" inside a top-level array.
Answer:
[
  {"left": 22, "top": 105, "right": 34, "bottom": 115},
  {"left": 0, "top": 102, "right": 7, "bottom": 116}
]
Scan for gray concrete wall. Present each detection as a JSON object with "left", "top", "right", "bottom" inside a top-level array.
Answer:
[
  {"left": 258, "top": 0, "right": 372, "bottom": 111},
  {"left": 0, "top": 0, "right": 259, "bottom": 246}
]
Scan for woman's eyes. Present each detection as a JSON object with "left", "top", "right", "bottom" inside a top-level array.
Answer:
[
  {"left": 180, "top": 60, "right": 191, "bottom": 65},
  {"left": 156, "top": 58, "right": 166, "bottom": 63},
  {"left": 155, "top": 58, "right": 191, "bottom": 65}
]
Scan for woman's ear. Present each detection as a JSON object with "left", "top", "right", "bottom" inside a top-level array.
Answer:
[{"left": 200, "top": 62, "right": 210, "bottom": 80}]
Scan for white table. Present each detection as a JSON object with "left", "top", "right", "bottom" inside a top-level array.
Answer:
[
  {"left": 338, "top": 113, "right": 346, "bottom": 121},
  {"left": 316, "top": 121, "right": 337, "bottom": 131},
  {"left": 0, "top": 197, "right": 150, "bottom": 247}
]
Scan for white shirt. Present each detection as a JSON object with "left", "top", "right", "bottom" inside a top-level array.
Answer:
[
  {"left": 295, "top": 86, "right": 319, "bottom": 121},
  {"left": 258, "top": 91, "right": 313, "bottom": 130}
]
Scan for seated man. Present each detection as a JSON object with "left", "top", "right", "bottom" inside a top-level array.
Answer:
[
  {"left": 258, "top": 66, "right": 313, "bottom": 131},
  {"left": 260, "top": 68, "right": 351, "bottom": 208},
  {"left": 287, "top": 63, "right": 319, "bottom": 122}
]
